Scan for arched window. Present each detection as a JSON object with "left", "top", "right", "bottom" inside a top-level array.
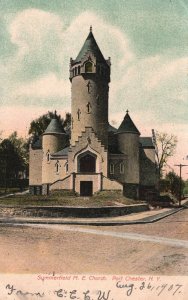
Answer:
[
  {"left": 85, "top": 61, "right": 93, "bottom": 73},
  {"left": 55, "top": 160, "right": 60, "bottom": 174},
  {"left": 46, "top": 151, "right": 50, "bottom": 163},
  {"left": 65, "top": 161, "right": 69, "bottom": 174},
  {"left": 78, "top": 152, "right": 96, "bottom": 173},
  {"left": 75, "top": 67, "right": 77, "bottom": 76},
  {"left": 78, "top": 66, "right": 80, "bottom": 74},
  {"left": 110, "top": 163, "right": 114, "bottom": 174},
  {"left": 120, "top": 163, "right": 124, "bottom": 174},
  {"left": 86, "top": 102, "right": 91, "bottom": 113}
]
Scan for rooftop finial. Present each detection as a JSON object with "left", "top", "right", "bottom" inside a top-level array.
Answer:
[
  {"left": 90, "top": 25, "right": 92, "bottom": 32},
  {"left": 126, "top": 109, "right": 129, "bottom": 114},
  {"left": 54, "top": 110, "right": 57, "bottom": 117}
]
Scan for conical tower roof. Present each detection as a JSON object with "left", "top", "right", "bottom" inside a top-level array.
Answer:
[
  {"left": 116, "top": 111, "right": 140, "bottom": 135},
  {"left": 74, "top": 27, "right": 106, "bottom": 64},
  {"left": 43, "top": 116, "right": 65, "bottom": 135}
]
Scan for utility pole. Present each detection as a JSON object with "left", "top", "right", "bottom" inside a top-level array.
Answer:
[{"left": 174, "top": 164, "right": 188, "bottom": 207}]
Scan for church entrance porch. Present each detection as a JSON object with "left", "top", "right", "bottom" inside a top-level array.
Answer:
[
  {"left": 80, "top": 181, "right": 93, "bottom": 196},
  {"left": 73, "top": 173, "right": 102, "bottom": 195}
]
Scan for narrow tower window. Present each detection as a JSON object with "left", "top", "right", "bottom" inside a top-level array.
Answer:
[
  {"left": 65, "top": 162, "right": 68, "bottom": 173},
  {"left": 85, "top": 61, "right": 92, "bottom": 73},
  {"left": 78, "top": 66, "right": 80, "bottom": 74},
  {"left": 75, "top": 67, "right": 77, "bottom": 75},
  {"left": 46, "top": 151, "right": 50, "bottom": 163},
  {"left": 77, "top": 109, "right": 81, "bottom": 120},
  {"left": 55, "top": 160, "right": 60, "bottom": 174},
  {"left": 86, "top": 102, "right": 92, "bottom": 113},
  {"left": 87, "top": 81, "right": 91, "bottom": 93}
]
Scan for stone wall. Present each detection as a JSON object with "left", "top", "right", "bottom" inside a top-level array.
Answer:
[
  {"left": 123, "top": 183, "right": 139, "bottom": 199},
  {"left": 50, "top": 174, "right": 72, "bottom": 190},
  {"left": 29, "top": 148, "right": 43, "bottom": 186},
  {"left": 42, "top": 157, "right": 68, "bottom": 185},
  {"left": 0, "top": 204, "right": 149, "bottom": 218},
  {"left": 103, "top": 176, "right": 123, "bottom": 190}
]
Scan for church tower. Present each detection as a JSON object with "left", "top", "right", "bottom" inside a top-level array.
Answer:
[{"left": 69, "top": 26, "right": 111, "bottom": 148}]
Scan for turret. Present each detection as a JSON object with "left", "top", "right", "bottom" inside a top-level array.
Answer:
[
  {"left": 116, "top": 110, "right": 140, "bottom": 190},
  {"left": 42, "top": 113, "right": 66, "bottom": 193},
  {"left": 42, "top": 113, "right": 66, "bottom": 155},
  {"left": 70, "top": 26, "right": 111, "bottom": 147}
]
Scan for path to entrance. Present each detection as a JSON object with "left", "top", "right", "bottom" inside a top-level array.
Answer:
[{"left": 24, "top": 224, "right": 188, "bottom": 249}]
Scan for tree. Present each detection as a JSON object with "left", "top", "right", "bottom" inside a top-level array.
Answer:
[
  {"left": 9, "top": 131, "right": 29, "bottom": 169},
  {"left": 153, "top": 131, "right": 177, "bottom": 178},
  {"left": 0, "top": 133, "right": 29, "bottom": 192},
  {"left": 165, "top": 171, "right": 185, "bottom": 199},
  {"left": 28, "top": 111, "right": 71, "bottom": 137}
]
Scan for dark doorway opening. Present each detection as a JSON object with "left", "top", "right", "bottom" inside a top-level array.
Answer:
[
  {"left": 80, "top": 181, "right": 93, "bottom": 196},
  {"left": 79, "top": 153, "right": 96, "bottom": 173}
]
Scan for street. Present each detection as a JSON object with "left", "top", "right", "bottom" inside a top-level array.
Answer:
[{"left": 0, "top": 208, "right": 187, "bottom": 274}]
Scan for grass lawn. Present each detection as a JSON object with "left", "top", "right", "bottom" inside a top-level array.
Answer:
[
  {"left": 0, "top": 190, "right": 145, "bottom": 207},
  {"left": 0, "top": 187, "right": 23, "bottom": 196}
]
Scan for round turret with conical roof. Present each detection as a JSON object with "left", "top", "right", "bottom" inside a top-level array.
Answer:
[
  {"left": 70, "top": 26, "right": 111, "bottom": 147},
  {"left": 42, "top": 112, "right": 66, "bottom": 192},
  {"left": 116, "top": 110, "right": 140, "bottom": 187},
  {"left": 42, "top": 111, "right": 66, "bottom": 155}
]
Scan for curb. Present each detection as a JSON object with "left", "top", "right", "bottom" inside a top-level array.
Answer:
[{"left": 0, "top": 206, "right": 186, "bottom": 226}]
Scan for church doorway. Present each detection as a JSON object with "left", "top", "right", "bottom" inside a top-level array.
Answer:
[
  {"left": 78, "top": 152, "right": 96, "bottom": 173},
  {"left": 80, "top": 181, "right": 93, "bottom": 196}
]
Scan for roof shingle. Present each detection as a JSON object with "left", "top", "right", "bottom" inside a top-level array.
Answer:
[
  {"left": 43, "top": 118, "right": 65, "bottom": 135},
  {"left": 116, "top": 112, "right": 140, "bottom": 135},
  {"left": 74, "top": 31, "right": 106, "bottom": 64}
]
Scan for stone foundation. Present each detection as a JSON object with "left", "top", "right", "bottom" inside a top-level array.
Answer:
[
  {"left": 0, "top": 204, "right": 149, "bottom": 218},
  {"left": 123, "top": 183, "right": 139, "bottom": 199}
]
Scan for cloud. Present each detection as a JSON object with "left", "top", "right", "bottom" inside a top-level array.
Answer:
[
  {"left": 14, "top": 73, "right": 70, "bottom": 99},
  {"left": 62, "top": 11, "right": 134, "bottom": 67},
  {"left": 109, "top": 53, "right": 188, "bottom": 126},
  {"left": 1, "top": 9, "right": 134, "bottom": 108},
  {"left": 2, "top": 8, "right": 188, "bottom": 123},
  {"left": 9, "top": 9, "right": 64, "bottom": 78}
]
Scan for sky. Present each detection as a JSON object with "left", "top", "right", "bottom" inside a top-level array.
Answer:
[{"left": 0, "top": 0, "right": 188, "bottom": 177}]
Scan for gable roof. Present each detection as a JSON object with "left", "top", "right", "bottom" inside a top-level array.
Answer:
[
  {"left": 43, "top": 118, "right": 65, "bottom": 135},
  {"left": 74, "top": 29, "right": 106, "bottom": 64},
  {"left": 140, "top": 137, "right": 155, "bottom": 149},
  {"left": 51, "top": 146, "right": 69, "bottom": 157},
  {"left": 116, "top": 111, "right": 140, "bottom": 135},
  {"left": 31, "top": 136, "right": 42, "bottom": 149}
]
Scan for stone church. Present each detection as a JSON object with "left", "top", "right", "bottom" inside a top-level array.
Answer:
[{"left": 29, "top": 27, "right": 157, "bottom": 199}]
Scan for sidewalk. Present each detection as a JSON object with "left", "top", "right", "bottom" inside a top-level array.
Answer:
[{"left": 0, "top": 200, "right": 187, "bottom": 226}]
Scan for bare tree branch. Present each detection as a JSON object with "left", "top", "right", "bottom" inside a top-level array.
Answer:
[{"left": 155, "top": 131, "right": 177, "bottom": 178}]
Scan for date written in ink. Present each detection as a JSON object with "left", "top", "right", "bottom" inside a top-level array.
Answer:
[{"left": 116, "top": 280, "right": 183, "bottom": 297}]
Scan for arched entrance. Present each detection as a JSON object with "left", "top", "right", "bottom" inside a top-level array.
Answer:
[
  {"left": 78, "top": 152, "right": 96, "bottom": 173},
  {"left": 77, "top": 151, "right": 97, "bottom": 196}
]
